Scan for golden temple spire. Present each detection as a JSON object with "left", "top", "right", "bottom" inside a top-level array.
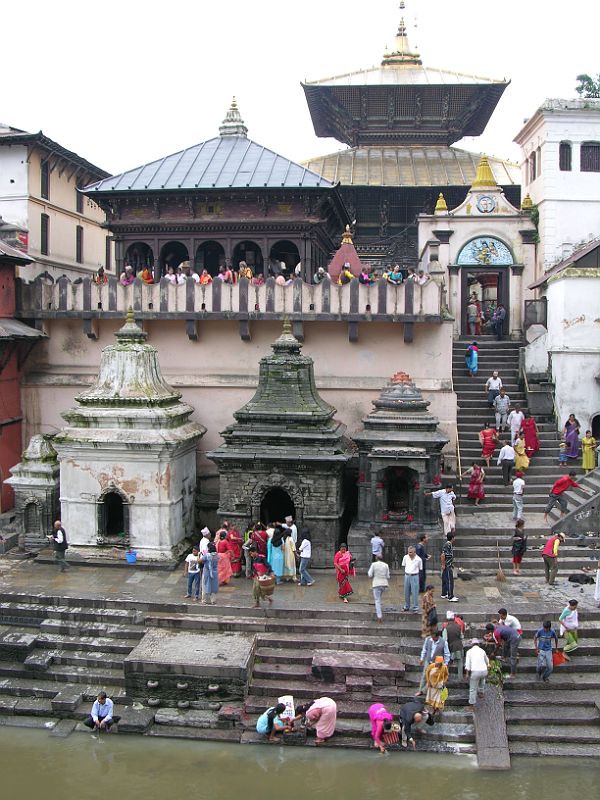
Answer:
[
  {"left": 521, "top": 193, "right": 534, "bottom": 211},
  {"left": 382, "top": 1, "right": 421, "bottom": 66},
  {"left": 434, "top": 192, "right": 448, "bottom": 214},
  {"left": 341, "top": 224, "right": 354, "bottom": 245},
  {"left": 472, "top": 155, "right": 497, "bottom": 188}
]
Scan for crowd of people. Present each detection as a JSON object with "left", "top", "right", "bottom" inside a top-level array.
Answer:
[{"left": 103, "top": 259, "right": 432, "bottom": 291}]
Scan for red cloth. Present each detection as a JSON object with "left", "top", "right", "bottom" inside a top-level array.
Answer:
[
  {"left": 250, "top": 529, "right": 268, "bottom": 556},
  {"left": 543, "top": 535, "right": 561, "bottom": 557},
  {"left": 226, "top": 530, "right": 243, "bottom": 575},
  {"left": 551, "top": 476, "right": 578, "bottom": 495},
  {"left": 467, "top": 466, "right": 485, "bottom": 500},
  {"left": 480, "top": 429, "right": 497, "bottom": 459},
  {"left": 334, "top": 550, "right": 354, "bottom": 598},
  {"left": 521, "top": 418, "right": 540, "bottom": 457}
]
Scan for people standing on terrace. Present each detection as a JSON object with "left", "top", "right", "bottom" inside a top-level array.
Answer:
[
  {"left": 119, "top": 264, "right": 135, "bottom": 285},
  {"left": 139, "top": 265, "right": 154, "bottom": 284}
]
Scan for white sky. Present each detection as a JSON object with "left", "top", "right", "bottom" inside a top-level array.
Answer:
[{"left": 5, "top": 0, "right": 600, "bottom": 176}]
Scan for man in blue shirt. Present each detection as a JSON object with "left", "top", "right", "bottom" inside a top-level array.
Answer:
[
  {"left": 416, "top": 630, "right": 451, "bottom": 696},
  {"left": 415, "top": 534, "right": 430, "bottom": 592},
  {"left": 534, "top": 620, "right": 559, "bottom": 682},
  {"left": 84, "top": 692, "right": 114, "bottom": 731},
  {"left": 370, "top": 534, "right": 384, "bottom": 563}
]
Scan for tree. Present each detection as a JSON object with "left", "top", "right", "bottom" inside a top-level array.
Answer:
[{"left": 575, "top": 74, "right": 600, "bottom": 98}]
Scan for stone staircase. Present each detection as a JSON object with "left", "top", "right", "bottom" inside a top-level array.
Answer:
[
  {"left": 0, "top": 593, "right": 599, "bottom": 757},
  {"left": 452, "top": 336, "right": 599, "bottom": 578}
]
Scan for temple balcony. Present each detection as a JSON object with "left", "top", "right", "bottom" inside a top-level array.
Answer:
[{"left": 15, "top": 275, "right": 444, "bottom": 343}]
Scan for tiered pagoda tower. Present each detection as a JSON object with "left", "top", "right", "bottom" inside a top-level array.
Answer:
[{"left": 301, "top": 2, "right": 520, "bottom": 267}]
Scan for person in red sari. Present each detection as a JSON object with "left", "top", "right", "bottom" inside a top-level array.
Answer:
[
  {"left": 461, "top": 462, "right": 485, "bottom": 506},
  {"left": 226, "top": 526, "right": 244, "bottom": 577},
  {"left": 250, "top": 523, "right": 269, "bottom": 557},
  {"left": 216, "top": 531, "right": 233, "bottom": 585},
  {"left": 334, "top": 543, "right": 355, "bottom": 603},
  {"left": 521, "top": 414, "right": 540, "bottom": 459},
  {"left": 478, "top": 423, "right": 498, "bottom": 467}
]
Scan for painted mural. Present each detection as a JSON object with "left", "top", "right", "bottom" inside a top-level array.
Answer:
[{"left": 457, "top": 237, "right": 513, "bottom": 266}]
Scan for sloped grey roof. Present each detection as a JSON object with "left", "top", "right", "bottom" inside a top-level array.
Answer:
[
  {"left": 0, "top": 239, "right": 32, "bottom": 264},
  {"left": 86, "top": 135, "right": 334, "bottom": 193},
  {"left": 304, "top": 64, "right": 507, "bottom": 88},
  {"left": 0, "top": 318, "right": 45, "bottom": 340}
]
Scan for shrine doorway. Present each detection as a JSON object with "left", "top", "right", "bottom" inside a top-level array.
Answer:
[
  {"left": 381, "top": 466, "right": 418, "bottom": 522},
  {"left": 260, "top": 488, "right": 295, "bottom": 525},
  {"left": 97, "top": 489, "right": 129, "bottom": 543},
  {"left": 159, "top": 241, "right": 189, "bottom": 274},
  {"left": 233, "top": 240, "right": 263, "bottom": 273},
  {"left": 195, "top": 241, "right": 225, "bottom": 276},
  {"left": 461, "top": 268, "right": 509, "bottom": 336}
]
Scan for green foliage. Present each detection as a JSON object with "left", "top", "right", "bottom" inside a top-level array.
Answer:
[
  {"left": 529, "top": 203, "right": 539, "bottom": 229},
  {"left": 487, "top": 658, "right": 505, "bottom": 687},
  {"left": 575, "top": 74, "right": 600, "bottom": 98}
]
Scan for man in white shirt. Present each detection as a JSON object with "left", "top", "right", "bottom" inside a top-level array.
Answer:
[
  {"left": 401, "top": 546, "right": 423, "bottom": 612},
  {"left": 507, "top": 404, "right": 525, "bottom": 445},
  {"left": 426, "top": 485, "right": 457, "bottom": 534},
  {"left": 297, "top": 530, "right": 314, "bottom": 586},
  {"left": 493, "top": 388, "right": 511, "bottom": 431},
  {"left": 368, "top": 554, "right": 390, "bottom": 622},
  {"left": 198, "top": 527, "right": 211, "bottom": 555},
  {"left": 485, "top": 371, "right": 502, "bottom": 407},
  {"left": 497, "top": 441, "right": 516, "bottom": 486},
  {"left": 183, "top": 546, "right": 201, "bottom": 600},
  {"left": 283, "top": 515, "right": 297, "bottom": 545},
  {"left": 496, "top": 608, "right": 522, "bottom": 634},
  {"left": 48, "top": 520, "right": 69, "bottom": 572},
  {"left": 84, "top": 692, "right": 114, "bottom": 731},
  {"left": 512, "top": 471, "right": 525, "bottom": 520},
  {"left": 370, "top": 534, "right": 384, "bottom": 562},
  {"left": 464, "top": 639, "right": 489, "bottom": 708}
]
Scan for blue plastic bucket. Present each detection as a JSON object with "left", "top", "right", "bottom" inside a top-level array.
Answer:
[{"left": 125, "top": 550, "right": 137, "bottom": 564}]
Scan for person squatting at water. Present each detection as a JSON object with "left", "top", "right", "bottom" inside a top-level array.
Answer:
[
  {"left": 294, "top": 697, "right": 338, "bottom": 744},
  {"left": 83, "top": 692, "right": 114, "bottom": 732},
  {"left": 255, "top": 703, "right": 290, "bottom": 743}
]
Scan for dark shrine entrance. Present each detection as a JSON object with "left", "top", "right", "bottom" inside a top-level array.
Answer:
[
  {"left": 260, "top": 488, "right": 295, "bottom": 525},
  {"left": 381, "top": 466, "right": 417, "bottom": 522},
  {"left": 233, "top": 241, "right": 263, "bottom": 273},
  {"left": 97, "top": 491, "right": 129, "bottom": 544},
  {"left": 195, "top": 241, "right": 225, "bottom": 276},
  {"left": 461, "top": 267, "right": 509, "bottom": 336}
]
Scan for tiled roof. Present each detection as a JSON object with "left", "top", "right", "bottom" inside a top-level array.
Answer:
[
  {"left": 0, "top": 126, "right": 109, "bottom": 179},
  {"left": 86, "top": 136, "right": 333, "bottom": 194},
  {"left": 301, "top": 146, "right": 519, "bottom": 187},
  {"left": 0, "top": 239, "right": 32, "bottom": 264}
]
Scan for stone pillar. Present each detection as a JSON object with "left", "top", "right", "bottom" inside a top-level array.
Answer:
[
  {"left": 448, "top": 265, "right": 460, "bottom": 336},
  {"left": 510, "top": 264, "right": 525, "bottom": 338}
]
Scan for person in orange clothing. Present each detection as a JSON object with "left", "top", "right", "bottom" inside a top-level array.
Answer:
[{"left": 139, "top": 266, "right": 154, "bottom": 284}]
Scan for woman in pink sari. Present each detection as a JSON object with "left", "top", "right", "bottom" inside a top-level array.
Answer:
[
  {"left": 296, "top": 697, "right": 337, "bottom": 743},
  {"left": 333, "top": 544, "right": 355, "bottom": 603},
  {"left": 461, "top": 462, "right": 485, "bottom": 505},
  {"left": 216, "top": 532, "right": 233, "bottom": 585},
  {"left": 521, "top": 415, "right": 540, "bottom": 459},
  {"left": 368, "top": 702, "right": 394, "bottom": 753}
]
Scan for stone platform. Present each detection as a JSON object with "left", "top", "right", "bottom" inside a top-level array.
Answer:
[{"left": 124, "top": 630, "right": 256, "bottom": 703}]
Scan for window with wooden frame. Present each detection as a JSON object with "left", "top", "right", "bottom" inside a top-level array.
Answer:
[
  {"left": 41, "top": 213, "right": 49, "bottom": 255},
  {"left": 76, "top": 225, "right": 83, "bottom": 263}
]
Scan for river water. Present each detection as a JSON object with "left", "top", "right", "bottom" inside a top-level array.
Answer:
[{"left": 3, "top": 728, "right": 600, "bottom": 799}]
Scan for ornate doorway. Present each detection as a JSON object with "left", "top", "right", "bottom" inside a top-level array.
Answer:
[{"left": 260, "top": 487, "right": 295, "bottom": 525}]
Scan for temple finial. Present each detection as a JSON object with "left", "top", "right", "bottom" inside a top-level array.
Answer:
[
  {"left": 219, "top": 97, "right": 248, "bottom": 137},
  {"left": 434, "top": 193, "right": 448, "bottom": 214},
  {"left": 282, "top": 318, "right": 292, "bottom": 336},
  {"left": 521, "top": 193, "right": 534, "bottom": 211},
  {"left": 126, "top": 306, "right": 135, "bottom": 324},
  {"left": 382, "top": 0, "right": 421, "bottom": 66},
  {"left": 341, "top": 224, "right": 353, "bottom": 245},
  {"left": 472, "top": 155, "right": 497, "bottom": 188}
]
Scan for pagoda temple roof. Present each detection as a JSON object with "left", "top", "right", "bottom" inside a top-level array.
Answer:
[
  {"left": 85, "top": 102, "right": 334, "bottom": 195},
  {"left": 304, "top": 64, "right": 506, "bottom": 89},
  {"left": 301, "top": 146, "right": 519, "bottom": 188}
]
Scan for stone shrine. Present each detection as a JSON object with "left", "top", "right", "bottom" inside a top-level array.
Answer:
[
  {"left": 52, "top": 310, "right": 206, "bottom": 560},
  {"left": 207, "top": 321, "right": 353, "bottom": 566},
  {"left": 348, "top": 371, "right": 449, "bottom": 568},
  {"left": 4, "top": 434, "right": 60, "bottom": 550}
]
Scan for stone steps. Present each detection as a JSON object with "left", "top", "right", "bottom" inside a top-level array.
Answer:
[
  {"left": 505, "top": 705, "right": 600, "bottom": 724},
  {"left": 0, "top": 676, "right": 128, "bottom": 701},
  {"left": 0, "top": 659, "right": 127, "bottom": 686},
  {"left": 506, "top": 723, "right": 600, "bottom": 744},
  {"left": 508, "top": 740, "right": 600, "bottom": 757},
  {"left": 38, "top": 619, "right": 145, "bottom": 641}
]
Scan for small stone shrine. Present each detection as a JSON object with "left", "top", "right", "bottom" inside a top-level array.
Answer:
[
  {"left": 4, "top": 434, "right": 60, "bottom": 550},
  {"left": 207, "top": 321, "right": 353, "bottom": 566},
  {"left": 348, "top": 371, "right": 449, "bottom": 567},
  {"left": 52, "top": 309, "right": 206, "bottom": 560}
]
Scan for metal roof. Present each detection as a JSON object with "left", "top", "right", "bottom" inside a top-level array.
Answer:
[
  {"left": 300, "top": 146, "right": 520, "bottom": 188},
  {"left": 303, "top": 65, "right": 507, "bottom": 88},
  {"left": 0, "top": 318, "right": 45, "bottom": 341},
  {"left": 0, "top": 239, "right": 33, "bottom": 264},
  {"left": 86, "top": 136, "right": 334, "bottom": 194}
]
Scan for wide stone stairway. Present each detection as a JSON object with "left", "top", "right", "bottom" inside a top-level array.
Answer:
[
  {"left": 452, "top": 336, "right": 599, "bottom": 579},
  {"left": 0, "top": 593, "right": 599, "bottom": 758}
]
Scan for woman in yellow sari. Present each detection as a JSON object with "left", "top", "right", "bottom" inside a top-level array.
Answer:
[
  {"left": 513, "top": 434, "right": 530, "bottom": 472},
  {"left": 582, "top": 430, "right": 597, "bottom": 473},
  {"left": 281, "top": 529, "right": 297, "bottom": 582},
  {"left": 425, "top": 656, "right": 449, "bottom": 713}
]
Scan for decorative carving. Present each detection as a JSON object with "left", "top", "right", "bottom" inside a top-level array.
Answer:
[{"left": 379, "top": 200, "right": 389, "bottom": 236}]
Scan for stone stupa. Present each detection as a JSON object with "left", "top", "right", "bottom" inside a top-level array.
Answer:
[
  {"left": 207, "top": 320, "right": 353, "bottom": 565},
  {"left": 53, "top": 309, "right": 206, "bottom": 560}
]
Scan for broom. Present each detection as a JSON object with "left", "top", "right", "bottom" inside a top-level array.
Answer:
[{"left": 495, "top": 539, "right": 506, "bottom": 582}]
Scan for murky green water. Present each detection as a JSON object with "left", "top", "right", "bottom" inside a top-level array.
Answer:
[{"left": 2, "top": 728, "right": 599, "bottom": 800}]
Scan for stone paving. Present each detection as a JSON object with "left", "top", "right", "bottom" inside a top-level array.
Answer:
[{"left": 1, "top": 551, "right": 598, "bottom": 616}]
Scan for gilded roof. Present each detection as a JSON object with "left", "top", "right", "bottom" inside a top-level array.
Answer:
[{"left": 300, "top": 146, "right": 519, "bottom": 187}]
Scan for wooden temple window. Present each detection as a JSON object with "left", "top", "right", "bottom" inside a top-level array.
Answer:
[
  {"left": 40, "top": 160, "right": 50, "bottom": 199},
  {"left": 580, "top": 142, "right": 600, "bottom": 172},
  {"left": 40, "top": 213, "right": 49, "bottom": 255},
  {"left": 76, "top": 225, "right": 84, "bottom": 264},
  {"left": 559, "top": 142, "right": 572, "bottom": 172}
]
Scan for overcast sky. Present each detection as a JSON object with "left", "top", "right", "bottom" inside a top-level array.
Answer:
[{"left": 6, "top": 0, "right": 599, "bottom": 176}]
